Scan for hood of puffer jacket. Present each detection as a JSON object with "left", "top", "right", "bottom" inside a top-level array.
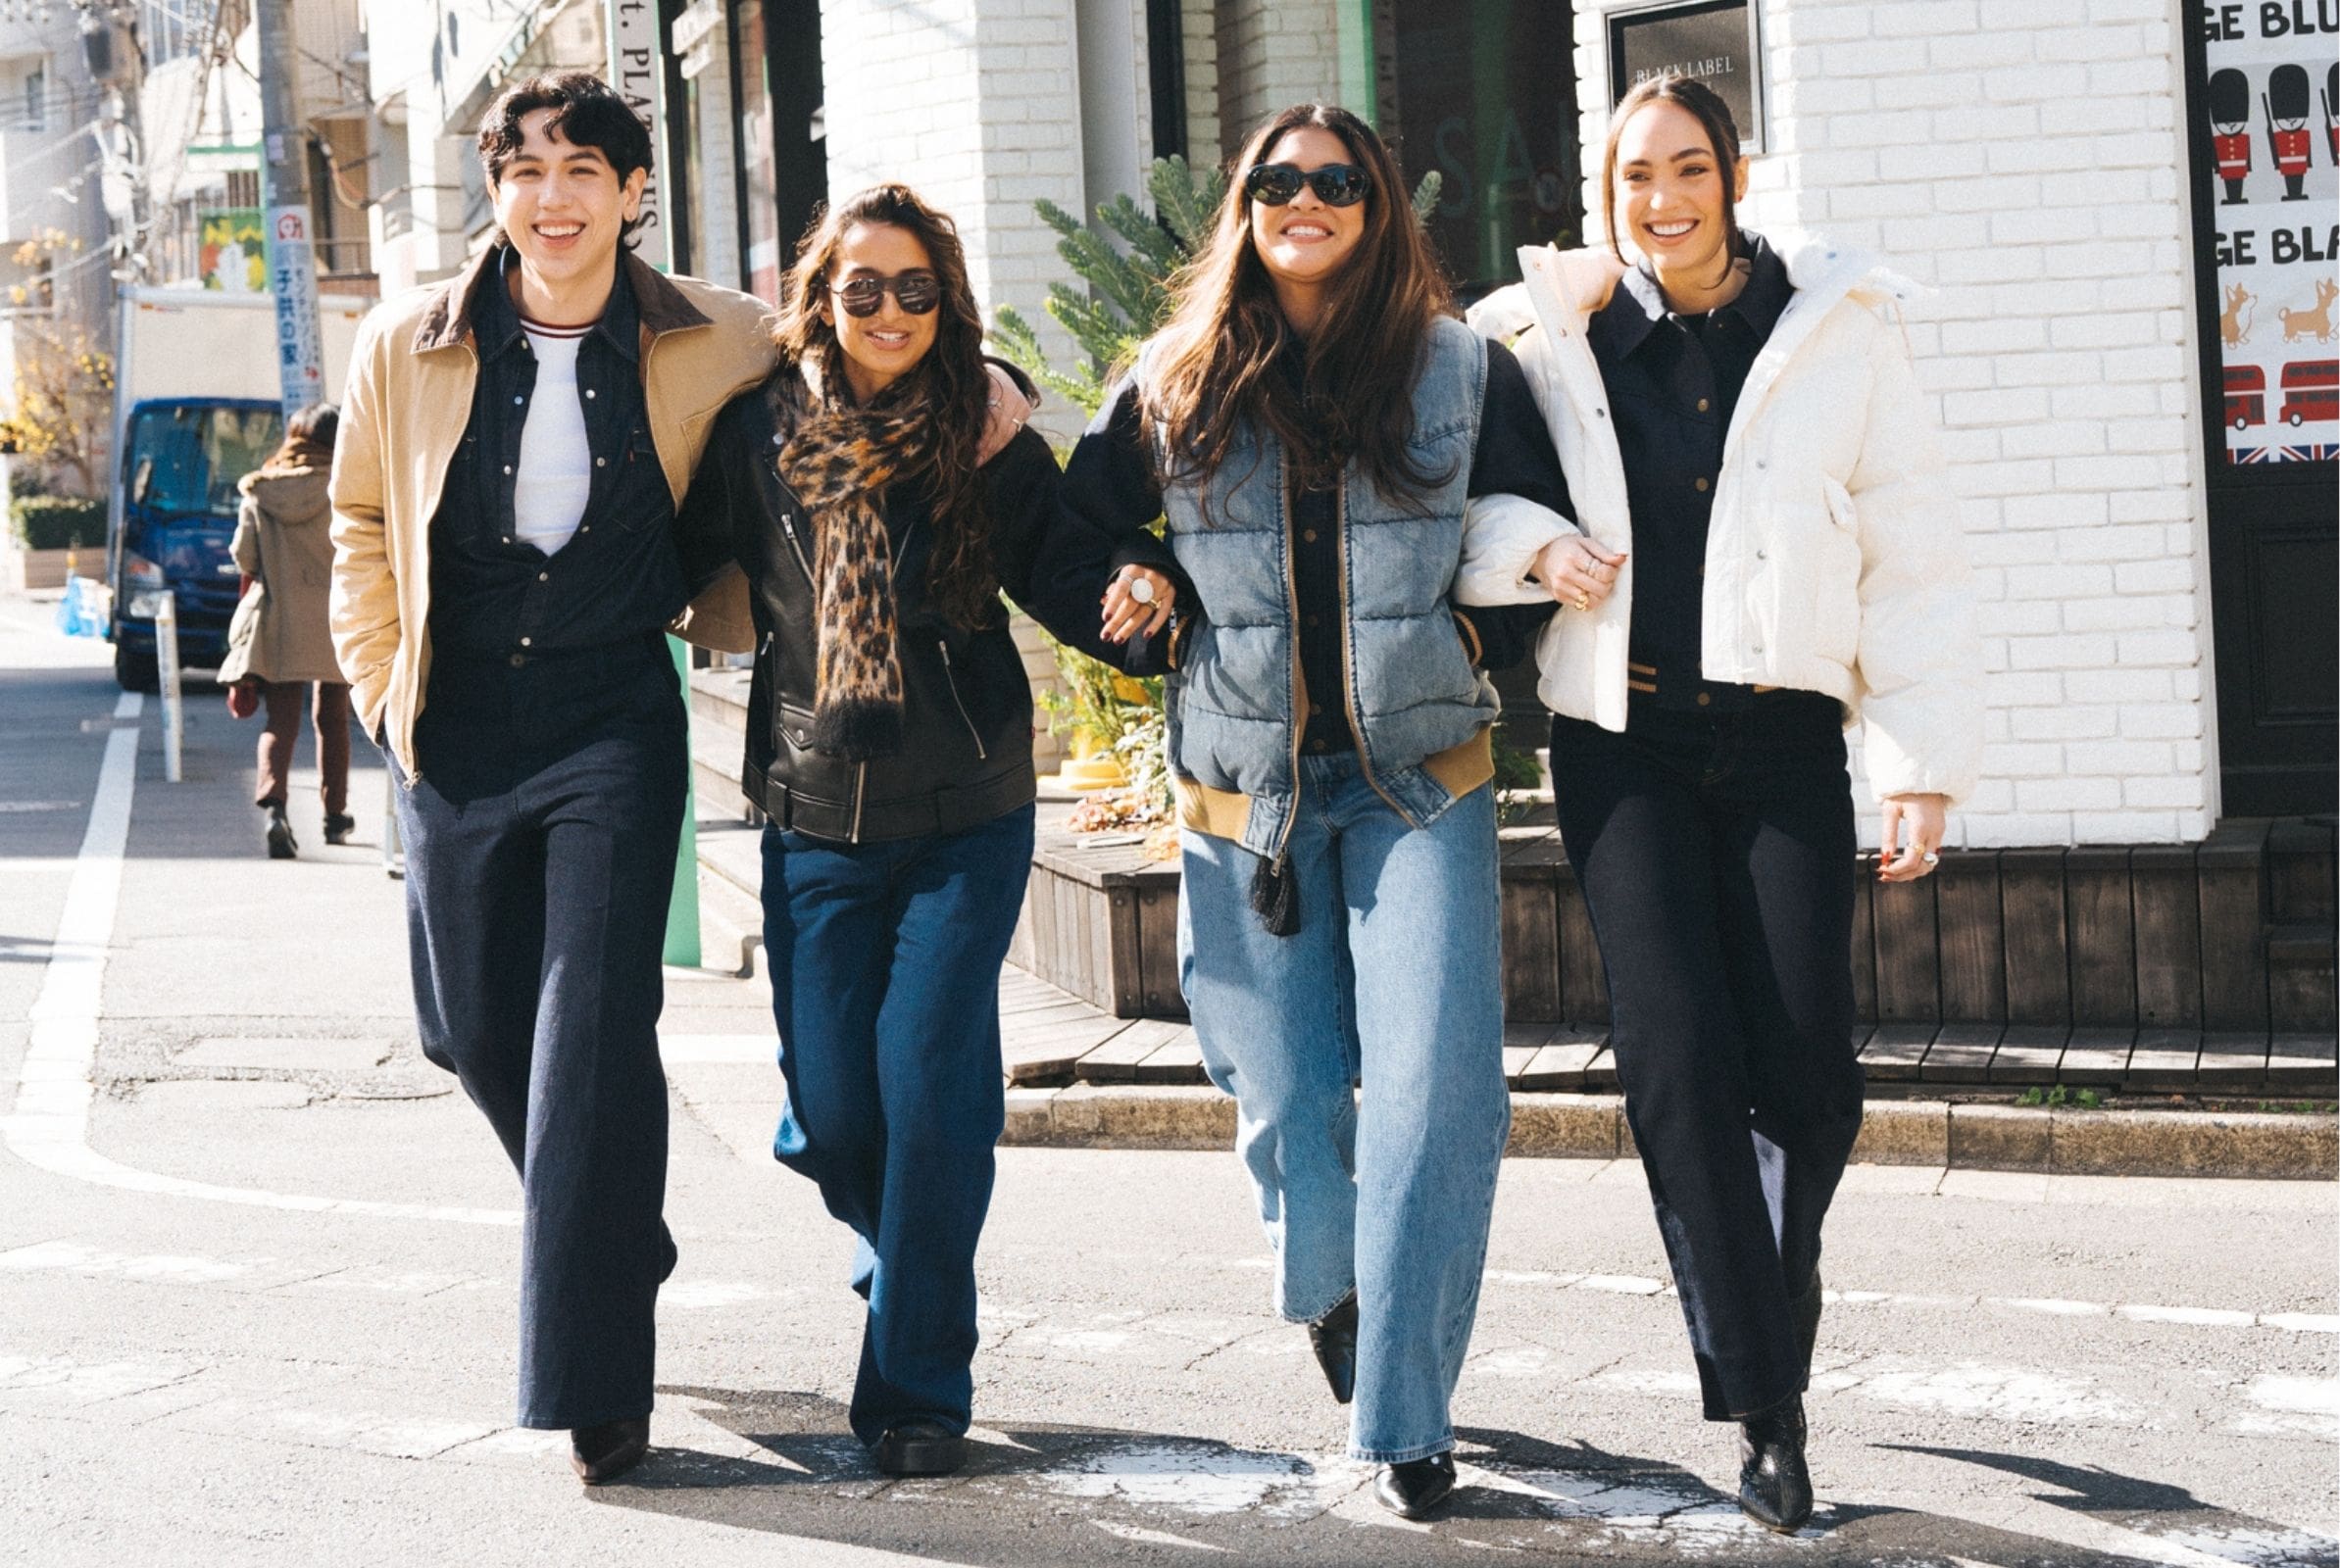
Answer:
[{"left": 238, "top": 466, "right": 331, "bottom": 525}]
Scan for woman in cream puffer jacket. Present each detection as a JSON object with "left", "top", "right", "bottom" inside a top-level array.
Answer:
[
  {"left": 1462, "top": 229, "right": 1982, "bottom": 802},
  {"left": 1461, "top": 77, "right": 1980, "bottom": 1539}
]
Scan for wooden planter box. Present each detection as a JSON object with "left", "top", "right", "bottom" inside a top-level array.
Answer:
[
  {"left": 1011, "top": 813, "right": 1185, "bottom": 1018},
  {"left": 1014, "top": 810, "right": 2338, "bottom": 1095}
]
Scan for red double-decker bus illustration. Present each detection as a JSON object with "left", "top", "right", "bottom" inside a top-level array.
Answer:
[
  {"left": 2225, "top": 365, "right": 2267, "bottom": 430},
  {"left": 2278, "top": 361, "right": 2339, "bottom": 427}
]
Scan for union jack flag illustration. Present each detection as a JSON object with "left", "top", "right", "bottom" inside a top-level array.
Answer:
[{"left": 2230, "top": 442, "right": 2340, "bottom": 464}]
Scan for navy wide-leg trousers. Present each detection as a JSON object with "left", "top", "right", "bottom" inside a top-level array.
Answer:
[{"left": 391, "top": 635, "right": 686, "bottom": 1430}]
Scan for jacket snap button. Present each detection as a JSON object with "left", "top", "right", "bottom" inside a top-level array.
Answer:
[
  {"left": 1755, "top": 550, "right": 1767, "bottom": 562},
  {"left": 1695, "top": 477, "right": 1710, "bottom": 493},
  {"left": 1756, "top": 459, "right": 1767, "bottom": 469}
]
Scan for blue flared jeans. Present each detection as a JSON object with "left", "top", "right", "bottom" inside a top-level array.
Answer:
[
  {"left": 1179, "top": 753, "right": 1510, "bottom": 1463},
  {"left": 759, "top": 804, "right": 1035, "bottom": 1446}
]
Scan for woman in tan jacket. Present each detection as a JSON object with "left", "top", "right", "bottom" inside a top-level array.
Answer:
[{"left": 224, "top": 403, "right": 351, "bottom": 858}]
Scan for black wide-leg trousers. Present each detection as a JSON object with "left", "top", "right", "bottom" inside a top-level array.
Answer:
[
  {"left": 391, "top": 634, "right": 686, "bottom": 1430},
  {"left": 1550, "top": 691, "right": 1864, "bottom": 1421}
]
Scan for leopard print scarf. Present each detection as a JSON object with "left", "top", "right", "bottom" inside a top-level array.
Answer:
[{"left": 773, "top": 379, "right": 942, "bottom": 760}]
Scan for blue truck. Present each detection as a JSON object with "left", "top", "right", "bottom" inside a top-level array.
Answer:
[{"left": 106, "top": 288, "right": 365, "bottom": 692}]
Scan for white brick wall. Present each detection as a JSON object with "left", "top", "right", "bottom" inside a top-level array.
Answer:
[
  {"left": 1213, "top": 0, "right": 1340, "bottom": 159},
  {"left": 1181, "top": 0, "right": 1222, "bottom": 170},
  {"left": 1575, "top": 0, "right": 2216, "bottom": 847}
]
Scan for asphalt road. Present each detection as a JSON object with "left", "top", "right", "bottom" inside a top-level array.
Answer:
[{"left": 2, "top": 591, "right": 2335, "bottom": 1568}]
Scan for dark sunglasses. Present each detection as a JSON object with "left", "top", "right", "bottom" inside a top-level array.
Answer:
[
  {"left": 1243, "top": 162, "right": 1373, "bottom": 208},
  {"left": 831, "top": 272, "right": 941, "bottom": 317}
]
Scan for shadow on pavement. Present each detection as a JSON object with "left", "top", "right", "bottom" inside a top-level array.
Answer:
[
  {"left": 1884, "top": 1446, "right": 2340, "bottom": 1566},
  {"left": 585, "top": 1387, "right": 2291, "bottom": 1565}
]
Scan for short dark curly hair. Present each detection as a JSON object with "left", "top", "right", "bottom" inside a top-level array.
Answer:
[{"left": 476, "top": 72, "right": 653, "bottom": 240}]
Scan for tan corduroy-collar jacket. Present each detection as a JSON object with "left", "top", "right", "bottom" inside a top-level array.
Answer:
[{"left": 327, "top": 244, "right": 777, "bottom": 779}]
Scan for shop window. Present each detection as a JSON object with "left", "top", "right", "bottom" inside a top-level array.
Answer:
[{"left": 1373, "top": 0, "right": 1581, "bottom": 302}]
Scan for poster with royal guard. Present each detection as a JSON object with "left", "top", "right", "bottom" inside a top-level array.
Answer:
[{"left": 2200, "top": 3, "right": 2340, "bottom": 464}]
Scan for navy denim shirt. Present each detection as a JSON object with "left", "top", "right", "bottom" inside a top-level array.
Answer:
[
  {"left": 428, "top": 249, "right": 684, "bottom": 659},
  {"left": 1589, "top": 234, "right": 1793, "bottom": 708}
]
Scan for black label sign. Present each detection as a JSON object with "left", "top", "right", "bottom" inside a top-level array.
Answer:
[{"left": 1607, "top": 0, "right": 1767, "bottom": 154}]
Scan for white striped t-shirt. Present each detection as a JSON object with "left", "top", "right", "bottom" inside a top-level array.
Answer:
[{"left": 513, "top": 318, "right": 594, "bottom": 555}]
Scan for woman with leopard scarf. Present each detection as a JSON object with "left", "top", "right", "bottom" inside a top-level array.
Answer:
[{"left": 674, "top": 183, "right": 1182, "bottom": 1478}]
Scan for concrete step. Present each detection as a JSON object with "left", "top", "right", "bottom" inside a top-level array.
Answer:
[
  {"left": 689, "top": 667, "right": 751, "bottom": 736},
  {"left": 694, "top": 844, "right": 767, "bottom": 982}
]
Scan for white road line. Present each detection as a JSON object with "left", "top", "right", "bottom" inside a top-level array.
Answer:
[{"left": 0, "top": 695, "right": 517, "bottom": 1227}]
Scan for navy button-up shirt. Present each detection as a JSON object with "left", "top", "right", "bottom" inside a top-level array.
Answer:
[
  {"left": 427, "top": 249, "right": 684, "bottom": 659},
  {"left": 1588, "top": 234, "right": 1792, "bottom": 707}
]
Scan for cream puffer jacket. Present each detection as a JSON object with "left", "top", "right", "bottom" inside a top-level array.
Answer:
[{"left": 1461, "top": 234, "right": 1983, "bottom": 805}]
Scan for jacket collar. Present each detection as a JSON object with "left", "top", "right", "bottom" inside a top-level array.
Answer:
[
  {"left": 1588, "top": 231, "right": 1797, "bottom": 363},
  {"left": 411, "top": 242, "right": 711, "bottom": 356}
]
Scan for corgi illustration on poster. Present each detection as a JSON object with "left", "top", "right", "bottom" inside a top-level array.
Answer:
[
  {"left": 2221, "top": 283, "right": 2257, "bottom": 347},
  {"left": 2211, "top": 68, "right": 2253, "bottom": 204},
  {"left": 2265, "top": 64, "right": 2314, "bottom": 203},
  {"left": 2279, "top": 278, "right": 2338, "bottom": 346}
]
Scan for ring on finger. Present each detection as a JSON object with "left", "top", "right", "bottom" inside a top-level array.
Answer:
[
  {"left": 1573, "top": 590, "right": 1591, "bottom": 612},
  {"left": 1921, "top": 851, "right": 1941, "bottom": 865}
]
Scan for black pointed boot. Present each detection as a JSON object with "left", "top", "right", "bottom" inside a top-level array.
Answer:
[{"left": 1738, "top": 1393, "right": 1812, "bottom": 1533}]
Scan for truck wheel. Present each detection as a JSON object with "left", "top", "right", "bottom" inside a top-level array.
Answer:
[{"left": 114, "top": 647, "right": 160, "bottom": 694}]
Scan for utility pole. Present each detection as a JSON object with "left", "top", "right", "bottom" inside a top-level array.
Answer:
[{"left": 254, "top": 0, "right": 324, "bottom": 416}]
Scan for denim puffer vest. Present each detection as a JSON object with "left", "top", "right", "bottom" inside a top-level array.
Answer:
[{"left": 1154, "top": 316, "right": 1499, "bottom": 860}]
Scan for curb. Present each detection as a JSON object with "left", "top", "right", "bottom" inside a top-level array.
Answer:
[{"left": 1002, "top": 1086, "right": 2338, "bottom": 1181}]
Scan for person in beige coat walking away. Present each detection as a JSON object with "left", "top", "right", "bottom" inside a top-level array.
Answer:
[{"left": 222, "top": 403, "right": 351, "bottom": 858}]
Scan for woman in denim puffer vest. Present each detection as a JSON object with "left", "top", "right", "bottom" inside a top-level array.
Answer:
[{"left": 1068, "top": 104, "right": 1573, "bottom": 1521}]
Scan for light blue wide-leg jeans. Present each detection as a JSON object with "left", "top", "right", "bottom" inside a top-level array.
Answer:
[{"left": 1179, "top": 752, "right": 1510, "bottom": 1463}]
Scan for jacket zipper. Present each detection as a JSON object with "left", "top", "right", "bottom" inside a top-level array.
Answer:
[
  {"left": 778, "top": 510, "right": 814, "bottom": 586},
  {"left": 1329, "top": 479, "right": 1418, "bottom": 827},
  {"left": 849, "top": 762, "right": 869, "bottom": 843},
  {"left": 938, "top": 640, "right": 988, "bottom": 760},
  {"left": 1268, "top": 452, "right": 1308, "bottom": 872}
]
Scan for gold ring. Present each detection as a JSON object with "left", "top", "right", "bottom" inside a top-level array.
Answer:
[{"left": 1573, "top": 591, "right": 1591, "bottom": 612}]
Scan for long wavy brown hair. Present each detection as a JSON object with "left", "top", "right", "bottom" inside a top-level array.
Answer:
[
  {"left": 772, "top": 183, "right": 998, "bottom": 629},
  {"left": 1140, "top": 104, "right": 1455, "bottom": 508}
]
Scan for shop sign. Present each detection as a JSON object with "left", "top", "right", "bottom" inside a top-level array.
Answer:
[
  {"left": 1605, "top": 0, "right": 1767, "bottom": 154},
  {"left": 2201, "top": 2, "right": 2340, "bottom": 463},
  {"left": 606, "top": 0, "right": 672, "bottom": 271},
  {"left": 672, "top": 0, "right": 722, "bottom": 79}
]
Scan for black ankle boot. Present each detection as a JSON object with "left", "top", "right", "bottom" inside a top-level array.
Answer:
[
  {"left": 1738, "top": 1394, "right": 1812, "bottom": 1533},
  {"left": 1306, "top": 1290, "right": 1357, "bottom": 1405},
  {"left": 265, "top": 804, "right": 297, "bottom": 859},
  {"left": 1374, "top": 1451, "right": 1456, "bottom": 1519},
  {"left": 323, "top": 812, "right": 357, "bottom": 846}
]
